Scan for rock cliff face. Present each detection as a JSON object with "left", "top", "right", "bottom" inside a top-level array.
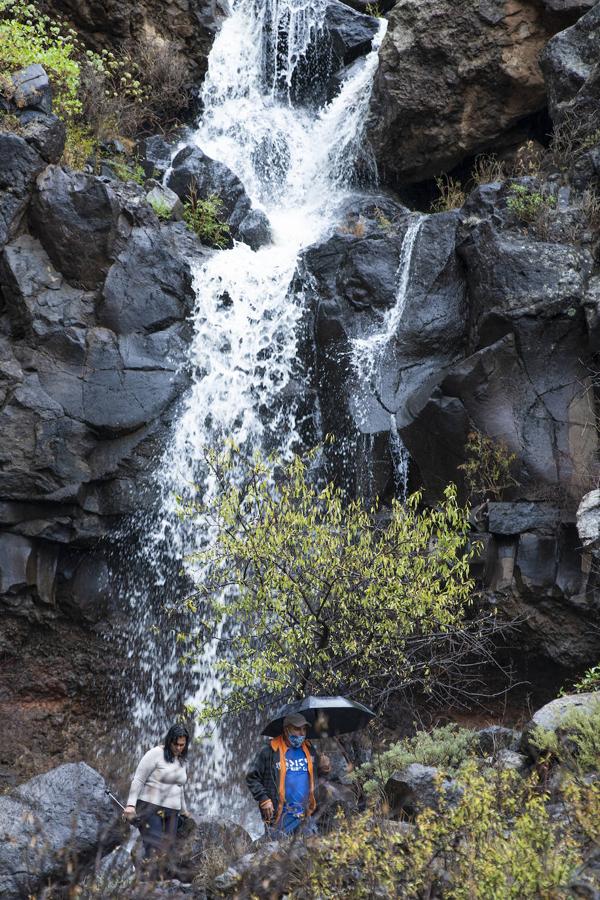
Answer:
[
  {"left": 368, "top": 0, "right": 568, "bottom": 185},
  {"left": 303, "top": 0, "right": 600, "bottom": 668},
  {"left": 0, "top": 77, "right": 211, "bottom": 776}
]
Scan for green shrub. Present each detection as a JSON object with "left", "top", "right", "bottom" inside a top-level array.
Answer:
[
  {"left": 148, "top": 195, "right": 173, "bottom": 221},
  {"left": 354, "top": 723, "right": 479, "bottom": 797},
  {"left": 507, "top": 184, "right": 556, "bottom": 224},
  {"left": 531, "top": 700, "right": 600, "bottom": 772},
  {"left": 0, "top": 0, "right": 81, "bottom": 120},
  {"left": 574, "top": 663, "right": 600, "bottom": 694},
  {"left": 109, "top": 157, "right": 146, "bottom": 186},
  {"left": 178, "top": 444, "right": 499, "bottom": 723},
  {"left": 293, "top": 765, "right": 580, "bottom": 899},
  {"left": 183, "top": 192, "right": 231, "bottom": 248},
  {"left": 458, "top": 429, "right": 519, "bottom": 502}
]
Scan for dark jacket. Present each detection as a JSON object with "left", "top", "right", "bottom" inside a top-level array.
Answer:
[{"left": 245, "top": 741, "right": 319, "bottom": 811}]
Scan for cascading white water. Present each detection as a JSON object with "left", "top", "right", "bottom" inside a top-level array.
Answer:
[
  {"left": 351, "top": 216, "right": 424, "bottom": 498},
  {"left": 126, "top": 0, "right": 387, "bottom": 831}
]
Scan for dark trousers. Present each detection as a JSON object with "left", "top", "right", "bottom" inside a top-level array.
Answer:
[{"left": 136, "top": 801, "right": 178, "bottom": 873}]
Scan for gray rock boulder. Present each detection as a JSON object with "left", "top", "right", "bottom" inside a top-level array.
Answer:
[
  {"left": 384, "top": 763, "right": 461, "bottom": 817},
  {"left": 487, "top": 503, "right": 561, "bottom": 535},
  {"left": 368, "top": 0, "right": 557, "bottom": 184},
  {"left": 325, "top": 0, "right": 380, "bottom": 68},
  {"left": 577, "top": 490, "right": 600, "bottom": 551},
  {"left": 167, "top": 145, "right": 272, "bottom": 249},
  {"left": 541, "top": 4, "right": 600, "bottom": 123},
  {"left": 0, "top": 762, "right": 116, "bottom": 897},
  {"left": 29, "top": 166, "right": 121, "bottom": 289},
  {"left": 92, "top": 845, "right": 137, "bottom": 895},
  {"left": 17, "top": 110, "right": 66, "bottom": 164},
  {"left": 11, "top": 63, "right": 53, "bottom": 114},
  {"left": 0, "top": 133, "right": 45, "bottom": 248},
  {"left": 146, "top": 183, "right": 184, "bottom": 221},
  {"left": 521, "top": 692, "right": 600, "bottom": 759},
  {"left": 493, "top": 749, "right": 529, "bottom": 776},
  {"left": 476, "top": 725, "right": 521, "bottom": 756}
]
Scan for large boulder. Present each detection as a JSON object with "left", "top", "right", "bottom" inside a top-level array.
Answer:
[
  {"left": 384, "top": 764, "right": 461, "bottom": 817},
  {"left": 300, "top": 195, "right": 467, "bottom": 495},
  {"left": 577, "top": 490, "right": 600, "bottom": 551},
  {"left": 29, "top": 166, "right": 121, "bottom": 289},
  {"left": 541, "top": 3, "right": 600, "bottom": 123},
  {"left": 167, "top": 146, "right": 272, "bottom": 249},
  {"left": 0, "top": 133, "right": 45, "bottom": 249},
  {"left": 368, "top": 0, "right": 558, "bottom": 185},
  {"left": 521, "top": 692, "right": 600, "bottom": 758},
  {"left": 0, "top": 762, "right": 116, "bottom": 897}
]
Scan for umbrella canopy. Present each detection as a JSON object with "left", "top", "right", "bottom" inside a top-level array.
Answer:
[{"left": 261, "top": 695, "right": 375, "bottom": 738}]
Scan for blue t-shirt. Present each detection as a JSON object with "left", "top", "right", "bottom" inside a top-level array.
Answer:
[{"left": 276, "top": 747, "right": 310, "bottom": 816}]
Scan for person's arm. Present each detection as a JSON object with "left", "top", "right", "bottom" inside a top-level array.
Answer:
[
  {"left": 245, "top": 746, "right": 270, "bottom": 803},
  {"left": 180, "top": 785, "right": 189, "bottom": 816},
  {"left": 126, "top": 747, "right": 160, "bottom": 808}
]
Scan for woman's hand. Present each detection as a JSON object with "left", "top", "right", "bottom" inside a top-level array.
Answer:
[
  {"left": 123, "top": 804, "right": 137, "bottom": 822},
  {"left": 180, "top": 810, "right": 191, "bottom": 818}
]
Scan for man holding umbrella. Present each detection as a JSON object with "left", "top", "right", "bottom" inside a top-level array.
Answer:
[
  {"left": 246, "top": 713, "right": 330, "bottom": 836},
  {"left": 246, "top": 697, "right": 374, "bottom": 837}
]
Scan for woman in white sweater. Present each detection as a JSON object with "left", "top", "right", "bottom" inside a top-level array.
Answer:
[{"left": 124, "top": 724, "right": 191, "bottom": 868}]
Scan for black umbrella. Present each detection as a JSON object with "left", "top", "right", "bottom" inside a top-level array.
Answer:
[{"left": 261, "top": 695, "right": 375, "bottom": 738}]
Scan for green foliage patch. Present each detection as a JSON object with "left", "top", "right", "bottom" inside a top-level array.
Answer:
[
  {"left": 354, "top": 723, "right": 479, "bottom": 797},
  {"left": 183, "top": 192, "right": 231, "bottom": 248},
  {"left": 177, "top": 444, "right": 498, "bottom": 723},
  {"left": 507, "top": 183, "right": 557, "bottom": 224},
  {"left": 531, "top": 699, "right": 600, "bottom": 772},
  {"left": 458, "top": 429, "right": 519, "bottom": 502}
]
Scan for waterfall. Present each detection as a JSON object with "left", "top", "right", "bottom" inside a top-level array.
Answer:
[
  {"left": 124, "top": 0, "right": 387, "bottom": 832},
  {"left": 351, "top": 216, "right": 424, "bottom": 499}
]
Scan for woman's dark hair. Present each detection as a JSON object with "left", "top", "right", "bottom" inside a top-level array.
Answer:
[{"left": 163, "top": 724, "right": 190, "bottom": 763}]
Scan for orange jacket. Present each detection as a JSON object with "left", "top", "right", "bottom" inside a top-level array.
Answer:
[{"left": 270, "top": 735, "right": 316, "bottom": 823}]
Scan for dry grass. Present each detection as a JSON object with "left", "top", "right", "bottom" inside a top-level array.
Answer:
[
  {"left": 472, "top": 154, "right": 506, "bottom": 186},
  {"left": 430, "top": 175, "right": 466, "bottom": 212}
]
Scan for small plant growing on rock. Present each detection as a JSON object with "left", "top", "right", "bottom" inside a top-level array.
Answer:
[
  {"left": 430, "top": 174, "right": 466, "bottom": 213},
  {"left": 183, "top": 190, "right": 231, "bottom": 248},
  {"left": 110, "top": 156, "right": 146, "bottom": 186},
  {"left": 507, "top": 184, "right": 557, "bottom": 224},
  {"left": 373, "top": 206, "right": 392, "bottom": 232},
  {"left": 573, "top": 662, "right": 600, "bottom": 694},
  {"left": 366, "top": 2, "right": 383, "bottom": 16},
  {"left": 459, "top": 430, "right": 519, "bottom": 502},
  {"left": 531, "top": 701, "right": 600, "bottom": 773},
  {"left": 149, "top": 195, "right": 172, "bottom": 222}
]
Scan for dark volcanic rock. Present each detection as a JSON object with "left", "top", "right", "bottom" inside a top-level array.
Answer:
[
  {"left": 301, "top": 196, "right": 468, "bottom": 494},
  {"left": 0, "top": 762, "right": 116, "bottom": 897},
  {"left": 11, "top": 63, "right": 53, "bottom": 114},
  {"left": 17, "top": 110, "right": 66, "bottom": 164},
  {"left": 325, "top": 0, "right": 380, "bottom": 68},
  {"left": 167, "top": 146, "right": 272, "bottom": 248},
  {"left": 368, "top": 0, "right": 557, "bottom": 184},
  {"left": 541, "top": 3, "right": 600, "bottom": 123},
  {"left": 44, "top": 0, "right": 225, "bottom": 86},
  {"left": 173, "top": 816, "right": 252, "bottom": 882},
  {"left": 0, "top": 133, "right": 45, "bottom": 248},
  {"left": 29, "top": 166, "right": 121, "bottom": 288}
]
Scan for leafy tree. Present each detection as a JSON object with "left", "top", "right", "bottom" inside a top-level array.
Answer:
[{"left": 178, "top": 444, "right": 501, "bottom": 722}]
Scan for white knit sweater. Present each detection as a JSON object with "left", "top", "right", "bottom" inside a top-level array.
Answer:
[{"left": 127, "top": 746, "right": 187, "bottom": 812}]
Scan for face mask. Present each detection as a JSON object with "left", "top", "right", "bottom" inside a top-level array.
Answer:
[{"left": 288, "top": 734, "right": 305, "bottom": 749}]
